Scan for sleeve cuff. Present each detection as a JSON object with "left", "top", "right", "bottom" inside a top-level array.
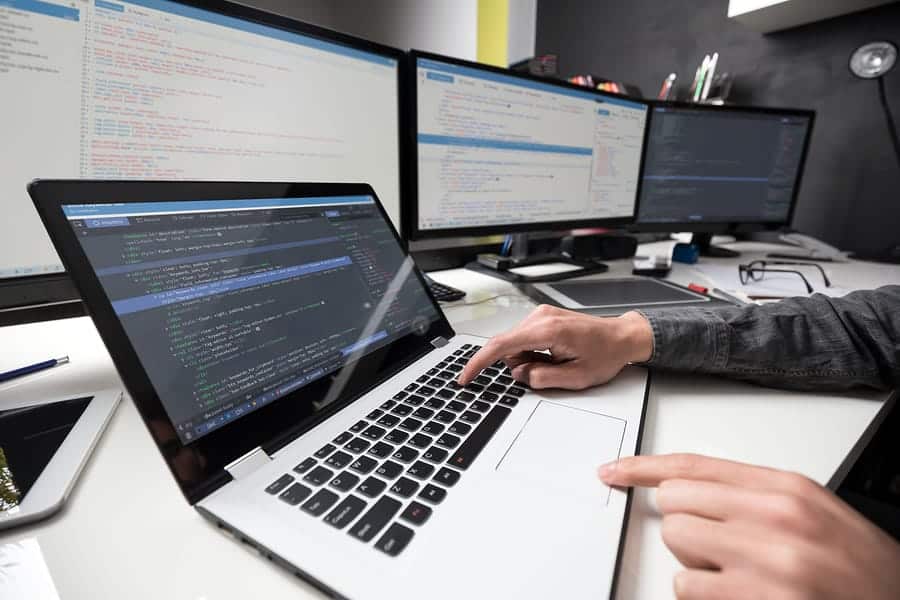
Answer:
[{"left": 636, "top": 308, "right": 731, "bottom": 371}]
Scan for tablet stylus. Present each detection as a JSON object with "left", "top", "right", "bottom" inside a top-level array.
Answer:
[{"left": 0, "top": 356, "right": 69, "bottom": 383}]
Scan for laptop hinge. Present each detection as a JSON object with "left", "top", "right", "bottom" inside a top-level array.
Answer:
[
  {"left": 430, "top": 336, "right": 449, "bottom": 349},
  {"left": 224, "top": 446, "right": 271, "bottom": 480}
]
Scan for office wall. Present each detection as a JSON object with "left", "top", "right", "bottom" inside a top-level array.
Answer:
[
  {"left": 535, "top": 0, "right": 900, "bottom": 255},
  {"left": 241, "top": 0, "right": 478, "bottom": 59}
]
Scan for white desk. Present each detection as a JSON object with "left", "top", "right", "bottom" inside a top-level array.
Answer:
[{"left": 1, "top": 241, "right": 897, "bottom": 600}]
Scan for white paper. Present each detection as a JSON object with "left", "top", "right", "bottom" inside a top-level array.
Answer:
[{"left": 0, "top": 538, "right": 60, "bottom": 600}]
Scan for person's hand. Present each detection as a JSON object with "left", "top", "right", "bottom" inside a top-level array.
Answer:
[
  {"left": 599, "top": 453, "right": 900, "bottom": 599},
  {"left": 457, "top": 305, "right": 653, "bottom": 390}
]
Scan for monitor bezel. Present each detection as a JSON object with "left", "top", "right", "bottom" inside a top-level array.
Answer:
[
  {"left": 630, "top": 100, "right": 816, "bottom": 234},
  {"left": 406, "top": 50, "right": 651, "bottom": 241},
  {"left": 2, "top": 0, "right": 410, "bottom": 315},
  {"left": 28, "top": 180, "right": 454, "bottom": 505}
]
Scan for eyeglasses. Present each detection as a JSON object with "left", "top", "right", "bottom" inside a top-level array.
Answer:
[{"left": 738, "top": 260, "right": 831, "bottom": 294}]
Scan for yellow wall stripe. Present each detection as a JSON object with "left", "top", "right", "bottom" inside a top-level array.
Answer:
[{"left": 477, "top": 0, "right": 509, "bottom": 66}]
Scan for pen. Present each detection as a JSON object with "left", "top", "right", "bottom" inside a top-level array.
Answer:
[
  {"left": 701, "top": 52, "right": 718, "bottom": 100},
  {"left": 0, "top": 356, "right": 70, "bottom": 383}
]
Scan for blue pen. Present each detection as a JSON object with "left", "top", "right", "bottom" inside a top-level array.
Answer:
[{"left": 0, "top": 356, "right": 70, "bottom": 383}]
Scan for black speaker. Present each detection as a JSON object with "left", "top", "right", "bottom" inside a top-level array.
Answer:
[{"left": 560, "top": 234, "right": 638, "bottom": 261}]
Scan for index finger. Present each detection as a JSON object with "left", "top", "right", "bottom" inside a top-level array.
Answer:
[
  {"left": 598, "top": 453, "right": 794, "bottom": 492},
  {"left": 458, "top": 325, "right": 555, "bottom": 384}
]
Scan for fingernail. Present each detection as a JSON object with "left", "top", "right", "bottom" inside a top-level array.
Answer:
[{"left": 598, "top": 461, "right": 616, "bottom": 481}]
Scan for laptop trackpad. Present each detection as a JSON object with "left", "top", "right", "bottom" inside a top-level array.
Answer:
[{"left": 497, "top": 400, "right": 627, "bottom": 502}]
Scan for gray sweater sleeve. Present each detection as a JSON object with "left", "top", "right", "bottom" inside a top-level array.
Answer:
[{"left": 638, "top": 285, "right": 900, "bottom": 392}]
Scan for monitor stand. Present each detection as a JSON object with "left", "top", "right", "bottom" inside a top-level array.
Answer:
[
  {"left": 465, "top": 233, "right": 608, "bottom": 284},
  {"left": 691, "top": 232, "right": 741, "bottom": 258}
]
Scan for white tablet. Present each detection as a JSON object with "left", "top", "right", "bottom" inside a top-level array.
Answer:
[
  {"left": 532, "top": 277, "right": 710, "bottom": 309},
  {"left": 0, "top": 389, "right": 120, "bottom": 530}
]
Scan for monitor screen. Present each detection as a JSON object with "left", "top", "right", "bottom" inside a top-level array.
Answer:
[
  {"left": 0, "top": 0, "right": 402, "bottom": 280},
  {"left": 61, "top": 194, "right": 438, "bottom": 444},
  {"left": 637, "top": 105, "right": 813, "bottom": 226},
  {"left": 413, "top": 55, "right": 648, "bottom": 236}
]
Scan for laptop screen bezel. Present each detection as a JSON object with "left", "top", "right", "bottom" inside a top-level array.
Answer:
[{"left": 29, "top": 180, "right": 454, "bottom": 504}]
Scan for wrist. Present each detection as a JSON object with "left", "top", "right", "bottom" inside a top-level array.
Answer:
[{"left": 617, "top": 311, "right": 653, "bottom": 364}]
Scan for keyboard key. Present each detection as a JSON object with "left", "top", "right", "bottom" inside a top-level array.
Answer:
[
  {"left": 326, "top": 450, "right": 353, "bottom": 469},
  {"left": 416, "top": 375, "right": 429, "bottom": 383},
  {"left": 459, "top": 411, "right": 481, "bottom": 423},
  {"left": 487, "top": 383, "right": 506, "bottom": 394},
  {"left": 409, "top": 433, "right": 433, "bottom": 449},
  {"left": 367, "top": 409, "right": 384, "bottom": 420},
  {"left": 455, "top": 357, "right": 468, "bottom": 365},
  {"left": 333, "top": 431, "right": 353, "bottom": 445},
  {"left": 483, "top": 368, "right": 499, "bottom": 377},
  {"left": 362, "top": 425, "right": 387, "bottom": 440},
  {"left": 356, "top": 476, "right": 388, "bottom": 499},
  {"left": 278, "top": 482, "right": 313, "bottom": 505},
  {"left": 375, "top": 523, "right": 415, "bottom": 557},
  {"left": 436, "top": 361, "right": 448, "bottom": 369},
  {"left": 399, "top": 417, "right": 423, "bottom": 432},
  {"left": 422, "top": 446, "right": 448, "bottom": 463},
  {"left": 393, "top": 391, "right": 408, "bottom": 401},
  {"left": 434, "top": 410, "right": 455, "bottom": 424},
  {"left": 479, "top": 391, "right": 499, "bottom": 402},
  {"left": 448, "top": 422, "right": 471, "bottom": 436},
  {"left": 329, "top": 471, "right": 360, "bottom": 492},
  {"left": 345, "top": 437, "right": 371, "bottom": 454},
  {"left": 500, "top": 395, "right": 519, "bottom": 407},
  {"left": 507, "top": 386, "right": 526, "bottom": 397},
  {"left": 301, "top": 488, "right": 339, "bottom": 517},
  {"left": 350, "top": 420, "right": 367, "bottom": 433},
  {"left": 428, "top": 378, "right": 445, "bottom": 388},
  {"left": 421, "top": 421, "right": 445, "bottom": 436},
  {"left": 434, "top": 467, "right": 461, "bottom": 487},
  {"left": 392, "top": 446, "right": 419, "bottom": 463},
  {"left": 390, "top": 477, "right": 419, "bottom": 498},
  {"left": 457, "top": 391, "right": 475, "bottom": 402},
  {"left": 412, "top": 407, "right": 434, "bottom": 420},
  {"left": 350, "top": 455, "right": 378, "bottom": 475},
  {"left": 404, "top": 383, "right": 418, "bottom": 392},
  {"left": 377, "top": 414, "right": 401, "bottom": 428},
  {"left": 404, "top": 394, "right": 425, "bottom": 406},
  {"left": 367, "top": 441, "right": 394, "bottom": 459},
  {"left": 424, "top": 398, "right": 445, "bottom": 410},
  {"left": 265, "top": 473, "right": 295, "bottom": 495},
  {"left": 470, "top": 400, "right": 491, "bottom": 413},
  {"left": 419, "top": 484, "right": 447, "bottom": 504},
  {"left": 303, "top": 465, "right": 334, "bottom": 486},
  {"left": 449, "top": 405, "right": 511, "bottom": 470},
  {"left": 437, "top": 388, "right": 455, "bottom": 399},
  {"left": 497, "top": 375, "right": 514, "bottom": 386},
  {"left": 314, "top": 444, "right": 336, "bottom": 459},
  {"left": 376, "top": 460, "right": 404, "bottom": 479},
  {"left": 447, "top": 363, "right": 463, "bottom": 373},
  {"left": 400, "top": 501, "right": 432, "bottom": 526},
  {"left": 461, "top": 343, "right": 471, "bottom": 349},
  {"left": 427, "top": 367, "right": 439, "bottom": 376},
  {"left": 436, "top": 433, "right": 461, "bottom": 449},
  {"left": 384, "top": 429, "right": 409, "bottom": 444},
  {"left": 379, "top": 399, "right": 397, "bottom": 411},
  {"left": 349, "top": 496, "right": 401, "bottom": 542},
  {"left": 325, "top": 495, "right": 367, "bottom": 529},
  {"left": 407, "top": 461, "right": 435, "bottom": 480},
  {"left": 391, "top": 404, "right": 413, "bottom": 416},
  {"left": 418, "top": 386, "right": 436, "bottom": 396},
  {"left": 292, "top": 458, "right": 316, "bottom": 475},
  {"left": 473, "top": 375, "right": 491, "bottom": 386},
  {"left": 465, "top": 383, "right": 484, "bottom": 393},
  {"left": 446, "top": 400, "right": 466, "bottom": 412}
]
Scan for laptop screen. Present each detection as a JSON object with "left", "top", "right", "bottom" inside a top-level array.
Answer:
[{"left": 61, "top": 195, "right": 439, "bottom": 444}]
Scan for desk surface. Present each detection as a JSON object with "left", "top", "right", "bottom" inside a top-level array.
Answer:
[{"left": 1, "top": 241, "right": 896, "bottom": 600}]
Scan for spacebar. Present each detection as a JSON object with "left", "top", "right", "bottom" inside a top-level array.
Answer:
[{"left": 447, "top": 405, "right": 511, "bottom": 470}]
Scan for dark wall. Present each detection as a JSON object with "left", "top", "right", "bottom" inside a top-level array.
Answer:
[{"left": 536, "top": 0, "right": 900, "bottom": 255}]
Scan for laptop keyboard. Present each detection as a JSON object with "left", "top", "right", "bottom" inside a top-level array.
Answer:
[{"left": 263, "top": 344, "right": 525, "bottom": 556}]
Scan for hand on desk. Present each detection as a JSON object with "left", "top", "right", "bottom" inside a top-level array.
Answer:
[
  {"left": 457, "top": 305, "right": 652, "bottom": 389},
  {"left": 600, "top": 454, "right": 900, "bottom": 600}
]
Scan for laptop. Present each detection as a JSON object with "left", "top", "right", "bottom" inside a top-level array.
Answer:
[{"left": 29, "top": 180, "right": 649, "bottom": 600}]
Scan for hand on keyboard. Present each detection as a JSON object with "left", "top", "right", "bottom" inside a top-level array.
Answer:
[{"left": 458, "top": 305, "right": 652, "bottom": 390}]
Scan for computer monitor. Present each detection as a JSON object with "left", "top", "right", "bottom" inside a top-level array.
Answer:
[
  {"left": 408, "top": 51, "right": 649, "bottom": 253},
  {"left": 0, "top": 0, "right": 405, "bottom": 309},
  {"left": 635, "top": 102, "right": 815, "bottom": 257}
]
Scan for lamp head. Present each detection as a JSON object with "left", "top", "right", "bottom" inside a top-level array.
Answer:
[{"left": 849, "top": 41, "right": 897, "bottom": 79}]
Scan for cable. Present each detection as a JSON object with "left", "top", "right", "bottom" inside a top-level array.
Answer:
[
  {"left": 878, "top": 76, "right": 900, "bottom": 170},
  {"left": 441, "top": 293, "right": 522, "bottom": 308}
]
